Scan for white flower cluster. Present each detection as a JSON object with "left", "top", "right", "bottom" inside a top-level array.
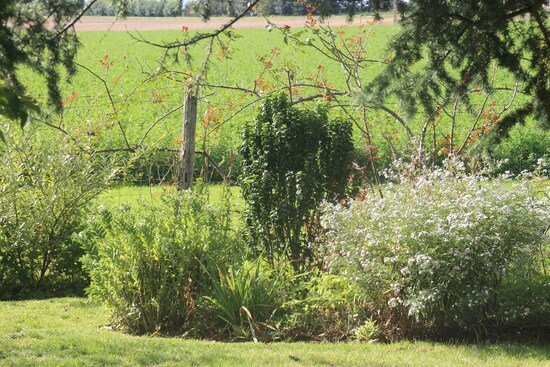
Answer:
[{"left": 322, "top": 163, "right": 550, "bottom": 326}]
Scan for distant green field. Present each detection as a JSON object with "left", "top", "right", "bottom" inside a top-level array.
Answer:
[
  {"left": 96, "top": 183, "right": 245, "bottom": 225},
  {"left": 21, "top": 24, "right": 397, "bottom": 150},
  {"left": 98, "top": 183, "right": 242, "bottom": 207},
  {"left": 19, "top": 23, "right": 429, "bottom": 171},
  {"left": 1, "top": 297, "right": 548, "bottom": 367},
  {"left": 19, "top": 20, "right": 542, "bottom": 179}
]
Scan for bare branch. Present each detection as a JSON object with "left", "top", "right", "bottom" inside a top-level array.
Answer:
[
  {"left": 138, "top": 104, "right": 184, "bottom": 148},
  {"left": 195, "top": 150, "right": 232, "bottom": 183},
  {"left": 132, "top": 0, "right": 262, "bottom": 51},
  {"left": 75, "top": 61, "right": 132, "bottom": 151},
  {"left": 202, "top": 83, "right": 261, "bottom": 98},
  {"left": 54, "top": 0, "right": 99, "bottom": 39},
  {"left": 376, "top": 104, "right": 414, "bottom": 140},
  {"left": 457, "top": 95, "right": 490, "bottom": 155},
  {"left": 291, "top": 91, "right": 346, "bottom": 105}
]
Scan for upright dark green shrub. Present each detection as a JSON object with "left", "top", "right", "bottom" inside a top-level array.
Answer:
[{"left": 240, "top": 95, "right": 353, "bottom": 266}]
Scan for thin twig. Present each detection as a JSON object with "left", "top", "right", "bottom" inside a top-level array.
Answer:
[
  {"left": 131, "top": 0, "right": 262, "bottom": 51},
  {"left": 54, "top": 0, "right": 100, "bottom": 39},
  {"left": 75, "top": 61, "right": 132, "bottom": 150},
  {"left": 138, "top": 104, "right": 184, "bottom": 148}
]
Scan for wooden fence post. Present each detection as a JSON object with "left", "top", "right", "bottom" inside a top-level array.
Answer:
[{"left": 178, "top": 83, "right": 198, "bottom": 191}]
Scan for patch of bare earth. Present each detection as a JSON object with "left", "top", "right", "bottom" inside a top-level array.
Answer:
[{"left": 75, "top": 16, "right": 393, "bottom": 32}]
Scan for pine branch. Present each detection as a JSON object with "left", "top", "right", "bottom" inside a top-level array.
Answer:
[{"left": 53, "top": 0, "right": 100, "bottom": 39}]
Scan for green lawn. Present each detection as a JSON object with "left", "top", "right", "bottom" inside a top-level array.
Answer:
[
  {"left": 0, "top": 298, "right": 548, "bottom": 367},
  {"left": 96, "top": 183, "right": 245, "bottom": 225},
  {"left": 98, "top": 182, "right": 233, "bottom": 202},
  {"left": 97, "top": 183, "right": 242, "bottom": 208}
]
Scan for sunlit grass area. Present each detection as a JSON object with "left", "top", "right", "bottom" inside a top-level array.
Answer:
[
  {"left": 1, "top": 298, "right": 549, "bottom": 367},
  {"left": 96, "top": 183, "right": 245, "bottom": 225},
  {"left": 97, "top": 183, "right": 242, "bottom": 206}
]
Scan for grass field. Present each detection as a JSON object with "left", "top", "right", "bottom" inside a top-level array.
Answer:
[
  {"left": 1, "top": 297, "right": 549, "bottom": 367},
  {"left": 25, "top": 22, "right": 395, "bottom": 131},
  {"left": 17, "top": 17, "right": 540, "bottom": 181},
  {"left": 20, "top": 22, "right": 400, "bottom": 161},
  {"left": 97, "top": 183, "right": 244, "bottom": 216},
  {"left": 97, "top": 182, "right": 240, "bottom": 204}
]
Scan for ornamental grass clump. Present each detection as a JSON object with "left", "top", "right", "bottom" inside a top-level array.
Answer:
[
  {"left": 322, "top": 161, "right": 550, "bottom": 340},
  {"left": 201, "top": 259, "right": 283, "bottom": 341}
]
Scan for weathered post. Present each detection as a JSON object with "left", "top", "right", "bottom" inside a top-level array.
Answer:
[
  {"left": 178, "top": 83, "right": 198, "bottom": 190},
  {"left": 393, "top": 0, "right": 398, "bottom": 24}
]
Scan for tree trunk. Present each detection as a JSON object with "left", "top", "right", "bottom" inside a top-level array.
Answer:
[
  {"left": 393, "top": 0, "right": 398, "bottom": 24},
  {"left": 178, "top": 84, "right": 198, "bottom": 191}
]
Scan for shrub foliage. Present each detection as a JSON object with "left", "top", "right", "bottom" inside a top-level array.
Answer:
[
  {"left": 322, "top": 162, "right": 550, "bottom": 339},
  {"left": 0, "top": 128, "right": 113, "bottom": 296},
  {"left": 240, "top": 94, "right": 354, "bottom": 266},
  {"left": 81, "top": 185, "right": 237, "bottom": 334}
]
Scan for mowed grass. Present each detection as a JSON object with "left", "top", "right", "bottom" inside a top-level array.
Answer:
[{"left": 1, "top": 298, "right": 549, "bottom": 367}]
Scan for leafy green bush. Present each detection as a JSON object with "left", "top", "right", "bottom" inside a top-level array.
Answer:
[
  {"left": 492, "top": 120, "right": 550, "bottom": 174},
  {"left": 278, "top": 270, "right": 370, "bottom": 341},
  {"left": 0, "top": 127, "right": 114, "bottom": 297},
  {"left": 199, "top": 258, "right": 373, "bottom": 342},
  {"left": 354, "top": 318, "right": 381, "bottom": 342},
  {"left": 240, "top": 94, "right": 354, "bottom": 266},
  {"left": 322, "top": 161, "right": 550, "bottom": 339},
  {"left": 81, "top": 185, "right": 237, "bottom": 334},
  {"left": 199, "top": 257, "right": 371, "bottom": 342}
]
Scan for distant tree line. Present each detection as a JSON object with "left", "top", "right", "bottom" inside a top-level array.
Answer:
[
  {"left": 90, "top": 0, "right": 182, "bottom": 17},
  {"left": 184, "top": 0, "right": 401, "bottom": 17},
  {"left": 89, "top": 0, "right": 400, "bottom": 17},
  {"left": 183, "top": 0, "right": 306, "bottom": 17}
]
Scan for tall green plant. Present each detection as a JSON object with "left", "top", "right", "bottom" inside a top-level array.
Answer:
[
  {"left": 240, "top": 94, "right": 353, "bottom": 266},
  {"left": 0, "top": 126, "right": 115, "bottom": 296},
  {"left": 202, "top": 259, "right": 282, "bottom": 341},
  {"left": 81, "top": 185, "right": 237, "bottom": 334}
]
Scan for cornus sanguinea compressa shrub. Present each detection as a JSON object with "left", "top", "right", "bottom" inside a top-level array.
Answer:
[
  {"left": 322, "top": 162, "right": 550, "bottom": 340},
  {"left": 240, "top": 94, "right": 353, "bottom": 267}
]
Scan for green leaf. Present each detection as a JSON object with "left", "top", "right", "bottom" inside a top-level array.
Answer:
[{"left": 0, "top": 81, "right": 39, "bottom": 128}]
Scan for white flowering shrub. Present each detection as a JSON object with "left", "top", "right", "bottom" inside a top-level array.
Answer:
[{"left": 322, "top": 163, "right": 550, "bottom": 339}]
